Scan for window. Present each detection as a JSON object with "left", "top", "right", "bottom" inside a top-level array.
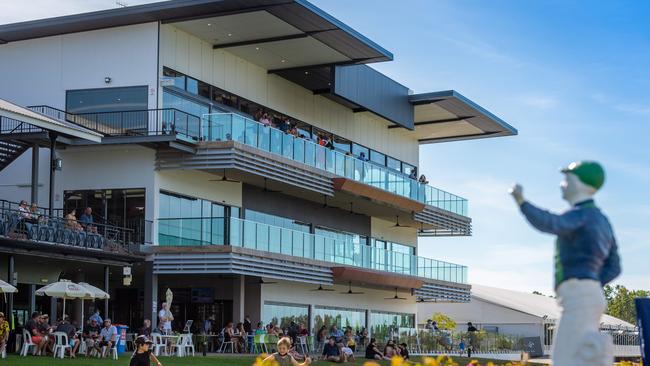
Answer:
[
  {"left": 333, "top": 136, "right": 351, "bottom": 153},
  {"left": 162, "top": 90, "right": 209, "bottom": 118},
  {"left": 186, "top": 77, "right": 199, "bottom": 95},
  {"left": 158, "top": 191, "right": 233, "bottom": 246},
  {"left": 66, "top": 86, "right": 148, "bottom": 114},
  {"left": 387, "top": 157, "right": 401, "bottom": 172},
  {"left": 163, "top": 68, "right": 186, "bottom": 89},
  {"left": 263, "top": 302, "right": 309, "bottom": 330},
  {"left": 313, "top": 306, "right": 365, "bottom": 335},
  {"left": 402, "top": 163, "right": 416, "bottom": 176},
  {"left": 352, "top": 144, "right": 369, "bottom": 161},
  {"left": 211, "top": 86, "right": 238, "bottom": 108},
  {"left": 245, "top": 210, "right": 309, "bottom": 233},
  {"left": 370, "top": 150, "right": 386, "bottom": 166},
  {"left": 198, "top": 81, "right": 211, "bottom": 99},
  {"left": 370, "top": 311, "right": 414, "bottom": 341}
]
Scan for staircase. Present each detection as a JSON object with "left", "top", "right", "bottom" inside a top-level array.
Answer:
[{"left": 0, "top": 139, "right": 29, "bottom": 171}]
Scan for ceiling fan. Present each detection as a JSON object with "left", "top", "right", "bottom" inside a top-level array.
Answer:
[
  {"left": 261, "top": 178, "right": 282, "bottom": 193},
  {"left": 247, "top": 278, "right": 278, "bottom": 285},
  {"left": 310, "top": 284, "right": 335, "bottom": 292},
  {"left": 209, "top": 169, "right": 241, "bottom": 183},
  {"left": 391, "top": 215, "right": 413, "bottom": 228},
  {"left": 385, "top": 287, "right": 407, "bottom": 300},
  {"left": 340, "top": 281, "right": 364, "bottom": 295}
]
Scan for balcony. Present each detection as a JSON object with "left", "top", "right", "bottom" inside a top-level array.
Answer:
[
  {"left": 157, "top": 216, "right": 468, "bottom": 285},
  {"left": 200, "top": 113, "right": 468, "bottom": 216},
  {"left": 0, "top": 201, "right": 141, "bottom": 257}
]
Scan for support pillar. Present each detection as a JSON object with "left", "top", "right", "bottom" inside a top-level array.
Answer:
[
  {"left": 232, "top": 275, "right": 245, "bottom": 323},
  {"left": 31, "top": 144, "right": 39, "bottom": 205},
  {"left": 7, "top": 256, "right": 14, "bottom": 329},
  {"left": 28, "top": 284, "right": 36, "bottom": 315},
  {"left": 144, "top": 261, "right": 158, "bottom": 328},
  {"left": 103, "top": 266, "right": 110, "bottom": 320},
  {"left": 366, "top": 310, "right": 372, "bottom": 339},
  {"left": 48, "top": 133, "right": 58, "bottom": 217},
  {"left": 72, "top": 271, "right": 84, "bottom": 326},
  {"left": 50, "top": 297, "right": 58, "bottom": 322}
]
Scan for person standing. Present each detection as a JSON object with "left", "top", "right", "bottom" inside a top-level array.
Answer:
[
  {"left": 158, "top": 302, "right": 173, "bottom": 335},
  {"left": 0, "top": 313, "right": 9, "bottom": 356},
  {"left": 510, "top": 161, "right": 621, "bottom": 366}
]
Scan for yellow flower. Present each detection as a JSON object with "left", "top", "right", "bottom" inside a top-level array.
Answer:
[
  {"left": 363, "top": 362, "right": 382, "bottom": 366},
  {"left": 391, "top": 356, "right": 405, "bottom": 366}
]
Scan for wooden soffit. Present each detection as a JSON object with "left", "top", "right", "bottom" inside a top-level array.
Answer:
[
  {"left": 331, "top": 266, "right": 424, "bottom": 289},
  {"left": 332, "top": 178, "right": 426, "bottom": 213}
]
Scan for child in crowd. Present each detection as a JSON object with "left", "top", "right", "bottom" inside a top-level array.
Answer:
[
  {"left": 129, "top": 335, "right": 163, "bottom": 366},
  {"left": 262, "top": 337, "right": 311, "bottom": 366}
]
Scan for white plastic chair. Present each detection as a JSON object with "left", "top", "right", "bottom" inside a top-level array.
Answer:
[
  {"left": 152, "top": 333, "right": 166, "bottom": 357},
  {"left": 297, "top": 336, "right": 308, "bottom": 354},
  {"left": 182, "top": 334, "right": 195, "bottom": 356},
  {"left": 170, "top": 335, "right": 185, "bottom": 357},
  {"left": 52, "top": 332, "right": 71, "bottom": 359},
  {"left": 20, "top": 329, "right": 37, "bottom": 357}
]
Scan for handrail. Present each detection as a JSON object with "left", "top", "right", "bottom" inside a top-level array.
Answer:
[
  {"left": 0, "top": 205, "right": 138, "bottom": 252},
  {"left": 157, "top": 216, "right": 468, "bottom": 284},
  {"left": 202, "top": 112, "right": 469, "bottom": 216}
]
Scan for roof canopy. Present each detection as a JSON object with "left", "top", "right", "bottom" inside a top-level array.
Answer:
[
  {"left": 391, "top": 90, "right": 518, "bottom": 144},
  {"left": 0, "top": 99, "right": 102, "bottom": 142}
]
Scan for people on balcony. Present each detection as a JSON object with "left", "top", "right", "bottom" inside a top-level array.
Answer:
[
  {"left": 79, "top": 207, "right": 98, "bottom": 233},
  {"left": 419, "top": 174, "right": 429, "bottom": 184},
  {"left": 65, "top": 209, "right": 83, "bottom": 231}
]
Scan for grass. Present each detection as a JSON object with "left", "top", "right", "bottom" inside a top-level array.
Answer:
[{"left": 2, "top": 354, "right": 544, "bottom": 366}]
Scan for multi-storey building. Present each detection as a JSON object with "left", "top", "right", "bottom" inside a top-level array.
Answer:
[{"left": 0, "top": 0, "right": 516, "bottom": 338}]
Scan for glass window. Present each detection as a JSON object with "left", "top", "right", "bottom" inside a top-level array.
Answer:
[
  {"left": 387, "top": 157, "right": 401, "bottom": 172},
  {"left": 370, "top": 311, "right": 415, "bottom": 341},
  {"left": 313, "top": 306, "right": 366, "bottom": 335},
  {"left": 245, "top": 210, "right": 309, "bottom": 233},
  {"left": 162, "top": 90, "right": 209, "bottom": 118},
  {"left": 66, "top": 86, "right": 148, "bottom": 114},
  {"left": 370, "top": 150, "right": 386, "bottom": 166},
  {"left": 163, "top": 68, "right": 186, "bottom": 89},
  {"left": 402, "top": 163, "right": 416, "bottom": 176},
  {"left": 352, "top": 144, "right": 369, "bottom": 161},
  {"left": 263, "top": 302, "right": 309, "bottom": 330},
  {"left": 186, "top": 77, "right": 199, "bottom": 94},
  {"left": 333, "top": 137, "right": 351, "bottom": 153},
  {"left": 211, "top": 86, "right": 238, "bottom": 108},
  {"left": 198, "top": 81, "right": 211, "bottom": 99}
]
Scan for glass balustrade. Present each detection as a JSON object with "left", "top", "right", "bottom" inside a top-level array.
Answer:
[
  {"left": 201, "top": 113, "right": 468, "bottom": 217},
  {"left": 157, "top": 217, "right": 468, "bottom": 284}
]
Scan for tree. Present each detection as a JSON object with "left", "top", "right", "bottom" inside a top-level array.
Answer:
[
  {"left": 604, "top": 284, "right": 650, "bottom": 324},
  {"left": 430, "top": 312, "right": 456, "bottom": 330}
]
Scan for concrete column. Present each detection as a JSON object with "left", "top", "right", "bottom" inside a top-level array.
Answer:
[
  {"left": 28, "top": 284, "right": 36, "bottom": 315},
  {"left": 50, "top": 297, "right": 58, "bottom": 322},
  {"left": 7, "top": 256, "right": 14, "bottom": 327},
  {"left": 103, "top": 266, "right": 110, "bottom": 319},
  {"left": 143, "top": 261, "right": 158, "bottom": 328},
  {"left": 232, "top": 275, "right": 245, "bottom": 323},
  {"left": 48, "top": 133, "right": 58, "bottom": 216},
  {"left": 366, "top": 310, "right": 372, "bottom": 339},
  {"left": 31, "top": 144, "right": 39, "bottom": 204}
]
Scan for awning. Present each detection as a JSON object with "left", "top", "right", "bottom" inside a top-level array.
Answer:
[
  {"left": 332, "top": 177, "right": 426, "bottom": 213},
  {"left": 0, "top": 98, "right": 102, "bottom": 142},
  {"left": 390, "top": 90, "right": 517, "bottom": 144}
]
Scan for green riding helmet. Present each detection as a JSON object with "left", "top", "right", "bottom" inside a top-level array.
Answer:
[{"left": 561, "top": 161, "right": 605, "bottom": 190}]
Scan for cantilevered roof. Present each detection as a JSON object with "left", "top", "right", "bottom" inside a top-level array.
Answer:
[
  {"left": 0, "top": 99, "right": 103, "bottom": 142},
  {"left": 390, "top": 90, "right": 517, "bottom": 144},
  {"left": 0, "top": 0, "right": 392, "bottom": 65}
]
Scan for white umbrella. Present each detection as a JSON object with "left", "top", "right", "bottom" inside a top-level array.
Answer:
[
  {"left": 0, "top": 279, "right": 17, "bottom": 294},
  {"left": 35, "top": 280, "right": 92, "bottom": 319},
  {"left": 78, "top": 282, "right": 110, "bottom": 327}
]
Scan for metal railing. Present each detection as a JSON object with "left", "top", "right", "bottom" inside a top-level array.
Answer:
[
  {"left": 0, "top": 205, "right": 137, "bottom": 253},
  {"left": 157, "top": 216, "right": 468, "bottom": 284},
  {"left": 0, "top": 116, "right": 44, "bottom": 134},
  {"left": 202, "top": 113, "right": 468, "bottom": 216},
  {"left": 27, "top": 105, "right": 201, "bottom": 140}
]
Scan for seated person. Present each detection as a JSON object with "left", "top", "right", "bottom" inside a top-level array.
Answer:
[
  {"left": 345, "top": 333, "right": 356, "bottom": 352},
  {"left": 383, "top": 340, "right": 399, "bottom": 360},
  {"left": 97, "top": 318, "right": 118, "bottom": 357},
  {"left": 297, "top": 323, "right": 309, "bottom": 337},
  {"left": 365, "top": 338, "right": 383, "bottom": 360},
  {"left": 65, "top": 209, "right": 83, "bottom": 231},
  {"left": 340, "top": 342, "right": 355, "bottom": 362},
  {"left": 255, "top": 322, "right": 267, "bottom": 335},
  {"left": 138, "top": 319, "right": 152, "bottom": 337},
  {"left": 0, "top": 312, "right": 9, "bottom": 356},
  {"left": 398, "top": 343, "right": 410, "bottom": 360},
  {"left": 83, "top": 318, "right": 101, "bottom": 356},
  {"left": 79, "top": 207, "right": 97, "bottom": 233},
  {"left": 55, "top": 316, "right": 80, "bottom": 358},
  {"left": 321, "top": 336, "right": 345, "bottom": 363},
  {"left": 329, "top": 325, "right": 343, "bottom": 342},
  {"left": 25, "top": 312, "right": 47, "bottom": 356},
  {"left": 39, "top": 314, "right": 54, "bottom": 354},
  {"left": 262, "top": 337, "right": 311, "bottom": 366}
]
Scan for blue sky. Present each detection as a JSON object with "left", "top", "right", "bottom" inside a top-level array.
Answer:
[{"left": 2, "top": 1, "right": 648, "bottom": 294}]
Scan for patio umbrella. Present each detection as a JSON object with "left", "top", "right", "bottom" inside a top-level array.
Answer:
[
  {"left": 0, "top": 279, "right": 17, "bottom": 294},
  {"left": 78, "top": 282, "right": 110, "bottom": 327},
  {"left": 35, "top": 280, "right": 92, "bottom": 318}
]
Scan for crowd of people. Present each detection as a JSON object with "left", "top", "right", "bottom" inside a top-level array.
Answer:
[
  {"left": 14, "top": 200, "right": 98, "bottom": 234},
  {"left": 22, "top": 311, "right": 118, "bottom": 358}
]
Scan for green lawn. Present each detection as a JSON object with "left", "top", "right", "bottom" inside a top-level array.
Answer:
[{"left": 2, "top": 355, "right": 543, "bottom": 366}]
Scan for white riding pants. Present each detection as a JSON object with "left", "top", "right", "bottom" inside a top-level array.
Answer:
[{"left": 552, "top": 279, "right": 613, "bottom": 366}]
